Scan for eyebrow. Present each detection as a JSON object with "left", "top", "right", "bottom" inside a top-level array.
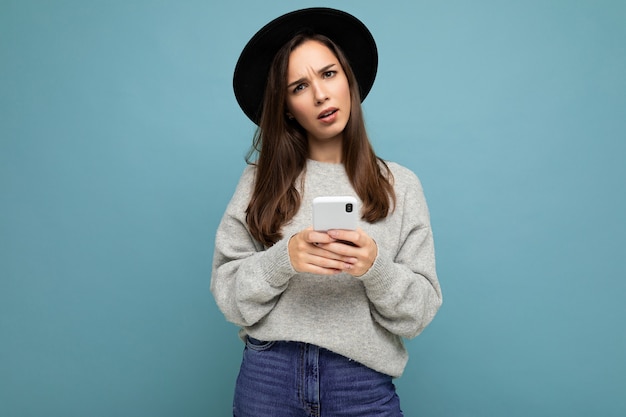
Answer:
[{"left": 287, "top": 63, "right": 337, "bottom": 89}]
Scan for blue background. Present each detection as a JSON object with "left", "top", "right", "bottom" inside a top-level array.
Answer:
[{"left": 1, "top": 1, "right": 625, "bottom": 416}]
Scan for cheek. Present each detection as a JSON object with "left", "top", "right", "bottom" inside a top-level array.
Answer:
[
  {"left": 286, "top": 98, "right": 308, "bottom": 120},
  {"left": 339, "top": 82, "right": 351, "bottom": 107}
]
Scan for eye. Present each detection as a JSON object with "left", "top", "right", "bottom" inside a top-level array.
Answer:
[
  {"left": 292, "top": 83, "right": 307, "bottom": 93},
  {"left": 323, "top": 70, "right": 336, "bottom": 78}
]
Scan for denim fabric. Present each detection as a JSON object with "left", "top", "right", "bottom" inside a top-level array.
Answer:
[{"left": 233, "top": 337, "right": 403, "bottom": 417}]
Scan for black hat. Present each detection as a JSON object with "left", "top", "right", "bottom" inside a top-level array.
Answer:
[{"left": 233, "top": 7, "right": 378, "bottom": 125}]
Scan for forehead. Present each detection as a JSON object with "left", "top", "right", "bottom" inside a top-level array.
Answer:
[{"left": 287, "top": 40, "right": 339, "bottom": 75}]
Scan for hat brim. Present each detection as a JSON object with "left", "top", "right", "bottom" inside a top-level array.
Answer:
[{"left": 233, "top": 7, "right": 378, "bottom": 125}]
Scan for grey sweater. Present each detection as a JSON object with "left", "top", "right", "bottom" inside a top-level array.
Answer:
[{"left": 211, "top": 159, "right": 442, "bottom": 377}]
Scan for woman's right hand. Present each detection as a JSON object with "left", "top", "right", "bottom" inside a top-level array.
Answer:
[{"left": 288, "top": 227, "right": 357, "bottom": 275}]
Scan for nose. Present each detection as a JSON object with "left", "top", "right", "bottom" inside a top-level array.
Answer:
[{"left": 312, "top": 82, "right": 329, "bottom": 105}]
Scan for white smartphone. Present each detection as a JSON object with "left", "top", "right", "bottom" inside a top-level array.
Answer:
[{"left": 312, "top": 196, "right": 358, "bottom": 231}]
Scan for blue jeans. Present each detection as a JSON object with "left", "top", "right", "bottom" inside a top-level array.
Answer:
[{"left": 233, "top": 337, "right": 404, "bottom": 417}]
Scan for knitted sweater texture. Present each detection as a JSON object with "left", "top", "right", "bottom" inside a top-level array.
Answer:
[{"left": 211, "top": 159, "right": 442, "bottom": 377}]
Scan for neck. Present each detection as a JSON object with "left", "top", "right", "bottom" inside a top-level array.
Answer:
[{"left": 308, "top": 135, "right": 343, "bottom": 163}]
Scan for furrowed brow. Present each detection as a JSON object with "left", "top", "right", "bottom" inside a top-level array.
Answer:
[
  {"left": 317, "top": 63, "right": 336, "bottom": 74},
  {"left": 287, "top": 77, "right": 306, "bottom": 90},
  {"left": 287, "top": 64, "right": 337, "bottom": 89}
]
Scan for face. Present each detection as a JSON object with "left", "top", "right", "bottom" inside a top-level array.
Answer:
[{"left": 285, "top": 40, "right": 351, "bottom": 147}]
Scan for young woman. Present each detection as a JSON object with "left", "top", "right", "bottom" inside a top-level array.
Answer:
[{"left": 211, "top": 8, "right": 443, "bottom": 417}]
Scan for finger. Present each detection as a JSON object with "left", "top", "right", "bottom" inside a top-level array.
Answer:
[
  {"left": 312, "top": 254, "right": 346, "bottom": 270},
  {"left": 311, "top": 243, "right": 358, "bottom": 263},
  {"left": 316, "top": 241, "right": 358, "bottom": 258},
  {"left": 300, "top": 255, "right": 346, "bottom": 275},
  {"left": 327, "top": 229, "right": 360, "bottom": 246},
  {"left": 305, "top": 230, "right": 337, "bottom": 245},
  {"left": 299, "top": 260, "right": 342, "bottom": 275}
]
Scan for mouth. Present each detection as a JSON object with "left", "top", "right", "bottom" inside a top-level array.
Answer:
[{"left": 318, "top": 108, "right": 338, "bottom": 120}]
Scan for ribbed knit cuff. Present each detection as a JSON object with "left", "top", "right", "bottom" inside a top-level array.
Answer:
[
  {"left": 259, "top": 238, "right": 297, "bottom": 288},
  {"left": 356, "top": 247, "right": 396, "bottom": 297}
]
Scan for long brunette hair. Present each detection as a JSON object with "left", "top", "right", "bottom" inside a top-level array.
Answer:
[{"left": 246, "top": 33, "right": 395, "bottom": 246}]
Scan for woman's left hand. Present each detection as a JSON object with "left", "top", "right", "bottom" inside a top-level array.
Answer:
[{"left": 317, "top": 228, "right": 378, "bottom": 277}]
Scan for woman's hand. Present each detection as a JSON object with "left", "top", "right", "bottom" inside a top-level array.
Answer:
[{"left": 288, "top": 227, "right": 377, "bottom": 277}]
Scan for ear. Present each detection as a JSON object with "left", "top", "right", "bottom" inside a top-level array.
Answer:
[{"left": 286, "top": 112, "right": 295, "bottom": 120}]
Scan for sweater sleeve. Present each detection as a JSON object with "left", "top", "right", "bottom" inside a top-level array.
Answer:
[
  {"left": 210, "top": 167, "right": 297, "bottom": 327},
  {"left": 358, "top": 168, "right": 442, "bottom": 339}
]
